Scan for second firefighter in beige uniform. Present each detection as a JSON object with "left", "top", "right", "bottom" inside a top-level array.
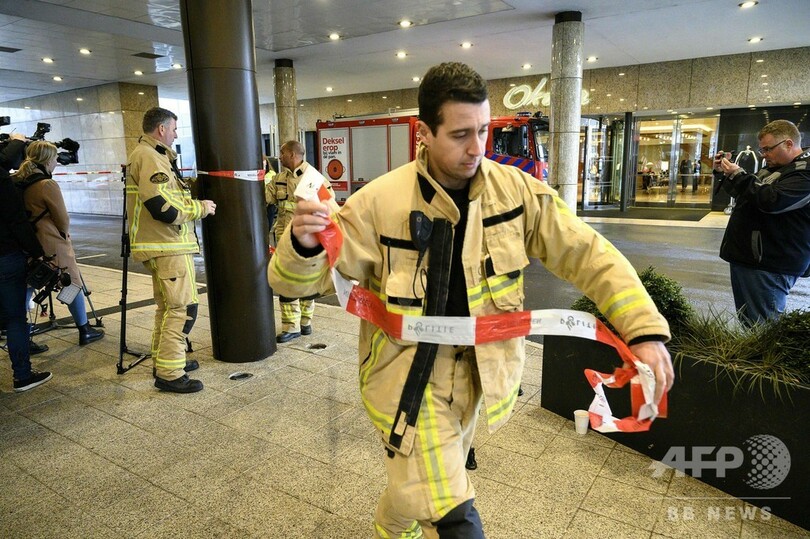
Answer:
[{"left": 266, "top": 140, "right": 334, "bottom": 344}]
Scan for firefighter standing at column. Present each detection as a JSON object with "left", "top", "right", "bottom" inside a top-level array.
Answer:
[
  {"left": 126, "top": 107, "right": 215, "bottom": 394},
  {"left": 266, "top": 140, "right": 334, "bottom": 344},
  {"left": 268, "top": 62, "right": 674, "bottom": 538}
]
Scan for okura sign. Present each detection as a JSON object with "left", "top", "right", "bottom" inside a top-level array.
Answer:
[{"left": 503, "top": 77, "right": 590, "bottom": 110}]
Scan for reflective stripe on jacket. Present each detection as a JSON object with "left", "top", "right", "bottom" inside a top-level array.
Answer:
[{"left": 266, "top": 161, "right": 334, "bottom": 237}]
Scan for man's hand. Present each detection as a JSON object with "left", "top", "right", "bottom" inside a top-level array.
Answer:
[
  {"left": 291, "top": 199, "right": 331, "bottom": 249},
  {"left": 628, "top": 340, "right": 674, "bottom": 406},
  {"left": 201, "top": 199, "right": 216, "bottom": 217},
  {"left": 719, "top": 157, "right": 740, "bottom": 176}
]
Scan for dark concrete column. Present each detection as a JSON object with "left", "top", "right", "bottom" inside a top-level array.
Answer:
[
  {"left": 180, "top": 0, "right": 276, "bottom": 362},
  {"left": 549, "top": 10, "right": 584, "bottom": 211},
  {"left": 274, "top": 59, "right": 298, "bottom": 145}
]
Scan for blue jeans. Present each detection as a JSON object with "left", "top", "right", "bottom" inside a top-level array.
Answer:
[
  {"left": 729, "top": 263, "right": 799, "bottom": 326},
  {"left": 0, "top": 252, "right": 32, "bottom": 381},
  {"left": 26, "top": 284, "right": 88, "bottom": 327}
]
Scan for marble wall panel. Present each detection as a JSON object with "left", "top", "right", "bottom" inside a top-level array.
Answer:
[
  {"left": 637, "top": 60, "right": 692, "bottom": 111},
  {"left": 587, "top": 66, "right": 639, "bottom": 115},
  {"left": 690, "top": 53, "right": 750, "bottom": 108},
  {"left": 747, "top": 47, "right": 810, "bottom": 105}
]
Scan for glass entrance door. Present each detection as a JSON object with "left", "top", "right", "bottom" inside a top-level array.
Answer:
[{"left": 580, "top": 117, "right": 624, "bottom": 210}]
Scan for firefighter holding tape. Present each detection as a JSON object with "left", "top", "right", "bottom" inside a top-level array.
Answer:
[{"left": 268, "top": 62, "right": 674, "bottom": 538}]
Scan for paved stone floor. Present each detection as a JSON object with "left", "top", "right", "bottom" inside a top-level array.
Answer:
[{"left": 2, "top": 260, "right": 807, "bottom": 538}]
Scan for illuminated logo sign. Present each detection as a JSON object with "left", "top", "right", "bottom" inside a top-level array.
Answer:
[{"left": 503, "top": 78, "right": 591, "bottom": 110}]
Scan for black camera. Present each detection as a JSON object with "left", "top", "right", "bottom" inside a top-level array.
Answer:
[
  {"left": 0, "top": 118, "right": 81, "bottom": 166},
  {"left": 26, "top": 258, "right": 72, "bottom": 305}
]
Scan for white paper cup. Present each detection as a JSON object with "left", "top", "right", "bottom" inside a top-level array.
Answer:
[{"left": 574, "top": 409, "right": 589, "bottom": 435}]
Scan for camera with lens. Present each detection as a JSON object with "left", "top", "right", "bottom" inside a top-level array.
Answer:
[
  {"left": 26, "top": 257, "right": 79, "bottom": 305},
  {"left": 0, "top": 117, "right": 81, "bottom": 166}
]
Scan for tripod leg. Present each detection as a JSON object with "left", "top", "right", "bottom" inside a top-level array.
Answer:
[{"left": 78, "top": 272, "right": 103, "bottom": 327}]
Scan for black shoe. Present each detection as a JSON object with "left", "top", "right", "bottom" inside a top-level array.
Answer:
[
  {"left": 154, "top": 374, "right": 203, "bottom": 393},
  {"left": 518, "top": 386, "right": 524, "bottom": 397},
  {"left": 13, "top": 370, "right": 53, "bottom": 392},
  {"left": 276, "top": 331, "right": 301, "bottom": 343},
  {"left": 152, "top": 359, "right": 200, "bottom": 378},
  {"left": 29, "top": 340, "right": 49, "bottom": 355},
  {"left": 78, "top": 324, "right": 104, "bottom": 345},
  {"left": 301, "top": 325, "right": 312, "bottom": 336},
  {"left": 465, "top": 447, "right": 477, "bottom": 471}
]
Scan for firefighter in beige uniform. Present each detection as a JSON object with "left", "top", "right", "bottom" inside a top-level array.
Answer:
[
  {"left": 127, "top": 107, "right": 216, "bottom": 394},
  {"left": 266, "top": 140, "right": 334, "bottom": 344},
  {"left": 268, "top": 63, "right": 674, "bottom": 538}
]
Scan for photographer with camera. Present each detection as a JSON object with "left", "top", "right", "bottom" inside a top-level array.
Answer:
[
  {"left": 0, "top": 132, "right": 27, "bottom": 172},
  {"left": 13, "top": 141, "right": 104, "bottom": 345},
  {"left": 0, "top": 164, "right": 52, "bottom": 392}
]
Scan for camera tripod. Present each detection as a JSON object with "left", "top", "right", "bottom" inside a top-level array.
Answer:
[
  {"left": 30, "top": 271, "right": 103, "bottom": 335},
  {"left": 117, "top": 164, "right": 150, "bottom": 374}
]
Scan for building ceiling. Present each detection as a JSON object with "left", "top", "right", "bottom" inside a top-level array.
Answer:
[{"left": 0, "top": 0, "right": 809, "bottom": 106}]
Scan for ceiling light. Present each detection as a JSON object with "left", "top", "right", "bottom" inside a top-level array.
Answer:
[
  {"left": 42, "top": 57, "right": 54, "bottom": 63},
  {"left": 326, "top": 86, "right": 333, "bottom": 92},
  {"left": 619, "top": 72, "right": 625, "bottom": 76},
  {"left": 76, "top": 97, "right": 83, "bottom": 102},
  {"left": 587, "top": 56, "right": 598, "bottom": 63},
  {"left": 79, "top": 48, "right": 91, "bottom": 55},
  {"left": 172, "top": 63, "right": 182, "bottom": 69},
  {"left": 53, "top": 76, "right": 62, "bottom": 81},
  {"left": 396, "top": 51, "right": 407, "bottom": 59},
  {"left": 347, "top": 99, "right": 352, "bottom": 102},
  {"left": 619, "top": 98, "right": 625, "bottom": 102},
  {"left": 460, "top": 42, "right": 472, "bottom": 49},
  {"left": 756, "top": 59, "right": 764, "bottom": 63},
  {"left": 399, "top": 20, "right": 412, "bottom": 28},
  {"left": 748, "top": 37, "right": 763, "bottom": 44},
  {"left": 24, "top": 106, "right": 30, "bottom": 109},
  {"left": 134, "top": 70, "right": 143, "bottom": 76},
  {"left": 522, "top": 63, "right": 532, "bottom": 70},
  {"left": 382, "top": 96, "right": 387, "bottom": 99},
  {"left": 606, "top": 93, "right": 612, "bottom": 97},
  {"left": 761, "top": 74, "right": 767, "bottom": 77},
  {"left": 738, "top": 1, "right": 758, "bottom": 8},
  {"left": 762, "top": 82, "right": 768, "bottom": 86},
  {"left": 509, "top": 83, "right": 516, "bottom": 87},
  {"left": 412, "top": 76, "right": 420, "bottom": 82},
  {"left": 329, "top": 33, "right": 340, "bottom": 40},
  {"left": 138, "top": 91, "right": 144, "bottom": 95},
  {"left": 794, "top": 102, "right": 802, "bottom": 105}
]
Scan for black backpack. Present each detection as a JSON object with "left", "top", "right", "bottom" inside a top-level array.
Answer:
[{"left": 15, "top": 172, "right": 50, "bottom": 226}]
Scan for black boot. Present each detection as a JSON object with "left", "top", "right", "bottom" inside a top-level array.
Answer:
[
  {"left": 78, "top": 323, "right": 104, "bottom": 345},
  {"left": 465, "top": 447, "right": 477, "bottom": 471}
]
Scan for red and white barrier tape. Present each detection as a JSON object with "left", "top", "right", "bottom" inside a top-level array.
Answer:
[
  {"left": 197, "top": 169, "right": 264, "bottom": 181},
  {"left": 292, "top": 174, "right": 667, "bottom": 433}
]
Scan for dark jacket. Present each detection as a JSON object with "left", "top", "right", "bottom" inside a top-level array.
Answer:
[
  {"left": 719, "top": 150, "right": 810, "bottom": 277},
  {"left": 0, "top": 139, "right": 26, "bottom": 172},
  {"left": 0, "top": 167, "right": 44, "bottom": 258}
]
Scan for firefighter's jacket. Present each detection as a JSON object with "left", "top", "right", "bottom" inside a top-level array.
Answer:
[
  {"left": 126, "top": 135, "right": 206, "bottom": 262},
  {"left": 268, "top": 144, "right": 670, "bottom": 455},
  {"left": 266, "top": 161, "right": 334, "bottom": 238}
]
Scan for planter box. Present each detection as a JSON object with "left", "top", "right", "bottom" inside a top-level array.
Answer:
[{"left": 541, "top": 335, "right": 809, "bottom": 530}]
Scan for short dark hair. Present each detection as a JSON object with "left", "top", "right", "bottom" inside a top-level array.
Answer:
[
  {"left": 418, "top": 62, "right": 488, "bottom": 134},
  {"left": 142, "top": 107, "right": 178, "bottom": 134},
  {"left": 280, "top": 140, "right": 304, "bottom": 157}
]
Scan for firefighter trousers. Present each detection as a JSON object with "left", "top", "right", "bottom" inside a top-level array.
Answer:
[
  {"left": 279, "top": 296, "right": 313, "bottom": 333},
  {"left": 145, "top": 254, "right": 198, "bottom": 380},
  {"left": 373, "top": 345, "right": 484, "bottom": 539}
]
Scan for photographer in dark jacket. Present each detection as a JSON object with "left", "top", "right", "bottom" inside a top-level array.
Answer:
[
  {"left": 0, "top": 165, "right": 53, "bottom": 392},
  {"left": 716, "top": 119, "right": 810, "bottom": 326},
  {"left": 0, "top": 132, "right": 27, "bottom": 171}
]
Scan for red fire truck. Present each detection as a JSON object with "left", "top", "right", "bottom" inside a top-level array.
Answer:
[{"left": 316, "top": 111, "right": 549, "bottom": 204}]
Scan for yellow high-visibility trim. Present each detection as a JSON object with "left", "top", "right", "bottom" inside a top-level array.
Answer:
[
  {"left": 359, "top": 329, "right": 394, "bottom": 436},
  {"left": 419, "top": 385, "right": 455, "bottom": 518},
  {"left": 373, "top": 521, "right": 423, "bottom": 539},
  {"left": 486, "top": 381, "right": 520, "bottom": 425},
  {"left": 270, "top": 255, "right": 325, "bottom": 285},
  {"left": 131, "top": 242, "right": 199, "bottom": 251},
  {"left": 600, "top": 288, "right": 650, "bottom": 321},
  {"left": 183, "top": 254, "right": 198, "bottom": 304}
]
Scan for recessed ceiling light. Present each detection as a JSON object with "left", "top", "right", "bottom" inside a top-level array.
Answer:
[
  {"left": 761, "top": 74, "right": 768, "bottom": 77},
  {"left": 42, "top": 57, "right": 54, "bottom": 63},
  {"left": 109, "top": 111, "right": 115, "bottom": 114},
  {"left": 347, "top": 99, "right": 352, "bottom": 102},
  {"left": 138, "top": 91, "right": 144, "bottom": 95},
  {"left": 79, "top": 48, "right": 91, "bottom": 55},
  {"left": 382, "top": 96, "right": 387, "bottom": 99},
  {"left": 76, "top": 97, "right": 83, "bottom": 102},
  {"left": 762, "top": 82, "right": 768, "bottom": 86},
  {"left": 509, "top": 83, "right": 516, "bottom": 87},
  {"left": 618, "top": 72, "right": 625, "bottom": 76},
  {"left": 396, "top": 51, "right": 407, "bottom": 59},
  {"left": 606, "top": 93, "right": 612, "bottom": 97},
  {"left": 642, "top": 106, "right": 649, "bottom": 110},
  {"left": 619, "top": 98, "right": 625, "bottom": 102},
  {"left": 399, "top": 20, "right": 412, "bottom": 28},
  {"left": 756, "top": 59, "right": 764, "bottom": 63},
  {"left": 460, "top": 42, "right": 472, "bottom": 49},
  {"left": 134, "top": 70, "right": 143, "bottom": 76},
  {"left": 794, "top": 102, "right": 802, "bottom": 105},
  {"left": 53, "top": 76, "right": 62, "bottom": 81},
  {"left": 172, "top": 63, "right": 182, "bottom": 69},
  {"left": 706, "top": 107, "right": 714, "bottom": 110},
  {"left": 522, "top": 63, "right": 532, "bottom": 70},
  {"left": 329, "top": 33, "right": 340, "bottom": 40},
  {"left": 590, "top": 88, "right": 595, "bottom": 91},
  {"left": 738, "top": 1, "right": 758, "bottom": 8},
  {"left": 412, "top": 76, "right": 420, "bottom": 82},
  {"left": 748, "top": 37, "right": 763, "bottom": 44},
  {"left": 587, "top": 56, "right": 598, "bottom": 63},
  {"left": 24, "top": 106, "right": 30, "bottom": 109},
  {"left": 326, "top": 86, "right": 333, "bottom": 92}
]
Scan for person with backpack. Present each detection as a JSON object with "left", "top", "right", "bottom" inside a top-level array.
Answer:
[{"left": 13, "top": 141, "right": 104, "bottom": 346}]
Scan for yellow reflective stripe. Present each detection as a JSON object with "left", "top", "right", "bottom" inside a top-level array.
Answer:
[
  {"left": 278, "top": 200, "right": 296, "bottom": 210},
  {"left": 374, "top": 523, "right": 392, "bottom": 539},
  {"left": 125, "top": 185, "right": 139, "bottom": 193},
  {"left": 420, "top": 384, "right": 455, "bottom": 517},
  {"left": 131, "top": 242, "right": 199, "bottom": 251},
  {"left": 554, "top": 195, "right": 575, "bottom": 217},
  {"left": 600, "top": 288, "right": 651, "bottom": 321},
  {"left": 467, "top": 282, "right": 488, "bottom": 310},
  {"left": 183, "top": 254, "right": 198, "bottom": 304},
  {"left": 270, "top": 255, "right": 325, "bottom": 285},
  {"left": 373, "top": 521, "right": 422, "bottom": 539},
  {"left": 280, "top": 302, "right": 298, "bottom": 325},
  {"left": 370, "top": 278, "right": 423, "bottom": 316},
  {"left": 486, "top": 381, "right": 520, "bottom": 425},
  {"left": 360, "top": 329, "right": 394, "bottom": 436},
  {"left": 151, "top": 258, "right": 185, "bottom": 369},
  {"left": 300, "top": 299, "right": 314, "bottom": 319}
]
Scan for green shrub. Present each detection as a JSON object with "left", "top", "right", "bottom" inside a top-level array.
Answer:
[{"left": 571, "top": 266, "right": 695, "bottom": 338}]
